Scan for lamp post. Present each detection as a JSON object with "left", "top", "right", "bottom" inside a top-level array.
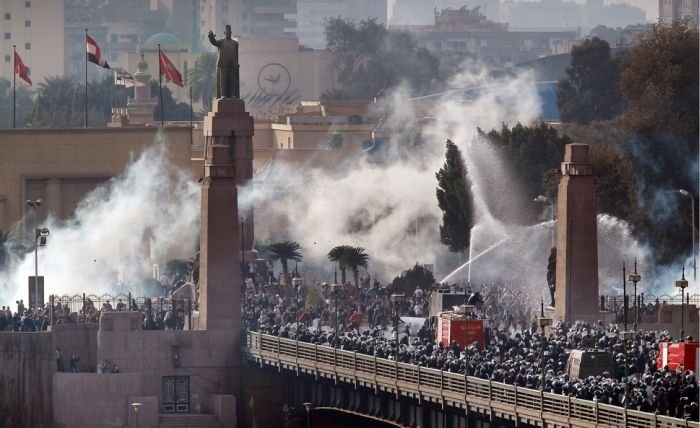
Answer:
[
  {"left": 130, "top": 402, "right": 142, "bottom": 428},
  {"left": 679, "top": 189, "right": 696, "bottom": 282},
  {"left": 390, "top": 293, "right": 406, "bottom": 362},
  {"left": 302, "top": 402, "right": 312, "bottom": 428},
  {"left": 537, "top": 298, "right": 552, "bottom": 391},
  {"left": 675, "top": 266, "right": 688, "bottom": 340},
  {"left": 26, "top": 199, "right": 42, "bottom": 310},
  {"left": 626, "top": 259, "right": 641, "bottom": 331},
  {"left": 331, "top": 283, "right": 342, "bottom": 348},
  {"left": 535, "top": 195, "right": 555, "bottom": 248},
  {"left": 618, "top": 330, "right": 635, "bottom": 409},
  {"left": 459, "top": 303, "right": 474, "bottom": 395}
]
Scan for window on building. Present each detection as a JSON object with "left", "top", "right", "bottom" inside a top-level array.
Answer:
[
  {"left": 110, "top": 53, "right": 118, "bottom": 61},
  {"left": 25, "top": 43, "right": 30, "bottom": 50},
  {"left": 25, "top": 1, "right": 31, "bottom": 7},
  {"left": 4, "top": 13, "right": 10, "bottom": 19},
  {"left": 3, "top": 33, "right": 10, "bottom": 40},
  {"left": 25, "top": 20, "right": 31, "bottom": 27},
  {"left": 111, "top": 34, "right": 118, "bottom": 43},
  {"left": 4, "top": 55, "right": 10, "bottom": 63}
]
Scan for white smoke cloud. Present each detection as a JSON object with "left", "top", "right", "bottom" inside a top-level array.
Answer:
[{"left": 0, "top": 135, "right": 200, "bottom": 304}]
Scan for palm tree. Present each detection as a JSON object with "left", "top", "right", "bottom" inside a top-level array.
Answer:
[
  {"left": 187, "top": 52, "right": 216, "bottom": 113},
  {"left": 328, "top": 245, "right": 353, "bottom": 283},
  {"left": 29, "top": 76, "right": 83, "bottom": 127},
  {"left": 344, "top": 246, "right": 369, "bottom": 290},
  {"left": 266, "top": 241, "right": 303, "bottom": 280}
]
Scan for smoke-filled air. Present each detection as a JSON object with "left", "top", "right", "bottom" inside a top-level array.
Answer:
[
  {"left": 0, "top": 135, "right": 200, "bottom": 304},
  {"left": 0, "top": 66, "right": 687, "bottom": 303}
]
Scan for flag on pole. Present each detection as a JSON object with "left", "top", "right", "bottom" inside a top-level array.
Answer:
[
  {"left": 158, "top": 50, "right": 183, "bottom": 87},
  {"left": 114, "top": 69, "right": 144, "bottom": 87},
  {"left": 14, "top": 51, "right": 32, "bottom": 85},
  {"left": 86, "top": 34, "right": 110, "bottom": 69}
]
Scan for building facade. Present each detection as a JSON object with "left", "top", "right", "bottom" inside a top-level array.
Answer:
[
  {"left": 659, "top": 0, "right": 699, "bottom": 24},
  {"left": 0, "top": 0, "right": 65, "bottom": 86}
]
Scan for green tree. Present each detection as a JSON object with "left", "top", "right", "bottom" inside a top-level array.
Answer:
[
  {"left": 27, "top": 76, "right": 83, "bottom": 127},
  {"left": 343, "top": 246, "right": 369, "bottom": 290},
  {"left": 324, "top": 17, "right": 439, "bottom": 99},
  {"left": 328, "top": 245, "right": 353, "bottom": 283},
  {"left": 436, "top": 139, "right": 473, "bottom": 253},
  {"left": 0, "top": 78, "right": 33, "bottom": 128},
  {"left": 187, "top": 52, "right": 216, "bottom": 113},
  {"left": 620, "top": 21, "right": 699, "bottom": 139},
  {"left": 150, "top": 80, "right": 194, "bottom": 122},
  {"left": 479, "top": 123, "right": 571, "bottom": 207},
  {"left": 390, "top": 263, "right": 435, "bottom": 297},
  {"left": 588, "top": 144, "right": 638, "bottom": 222},
  {"left": 556, "top": 37, "right": 624, "bottom": 124},
  {"left": 266, "top": 241, "right": 303, "bottom": 279}
]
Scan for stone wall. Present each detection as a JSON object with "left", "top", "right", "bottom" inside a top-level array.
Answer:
[
  {"left": 51, "top": 323, "right": 99, "bottom": 373},
  {"left": 0, "top": 332, "right": 53, "bottom": 428},
  {"left": 52, "top": 372, "right": 143, "bottom": 428}
]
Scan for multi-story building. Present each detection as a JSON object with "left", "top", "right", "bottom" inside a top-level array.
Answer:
[
  {"left": 397, "top": 7, "right": 577, "bottom": 68},
  {"left": 659, "top": 0, "right": 699, "bottom": 24},
  {"left": 289, "top": 0, "right": 387, "bottom": 49},
  {"left": 199, "top": 0, "right": 297, "bottom": 45},
  {"left": 0, "top": 0, "right": 65, "bottom": 87}
]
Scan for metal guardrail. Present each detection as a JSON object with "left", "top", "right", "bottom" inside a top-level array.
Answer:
[{"left": 244, "top": 332, "right": 699, "bottom": 428}]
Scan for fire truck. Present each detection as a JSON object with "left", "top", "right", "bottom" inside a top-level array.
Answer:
[
  {"left": 656, "top": 340, "right": 699, "bottom": 372},
  {"left": 434, "top": 305, "right": 486, "bottom": 349}
]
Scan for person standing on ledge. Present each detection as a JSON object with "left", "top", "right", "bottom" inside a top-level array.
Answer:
[{"left": 208, "top": 24, "right": 240, "bottom": 99}]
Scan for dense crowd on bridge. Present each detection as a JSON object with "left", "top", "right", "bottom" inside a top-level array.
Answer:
[{"left": 243, "top": 279, "right": 699, "bottom": 421}]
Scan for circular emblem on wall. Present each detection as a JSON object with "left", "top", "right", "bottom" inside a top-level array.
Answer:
[{"left": 257, "top": 63, "right": 292, "bottom": 97}]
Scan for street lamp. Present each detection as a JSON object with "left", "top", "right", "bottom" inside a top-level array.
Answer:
[
  {"left": 679, "top": 189, "right": 696, "bottom": 282},
  {"left": 130, "top": 402, "right": 142, "bottom": 428},
  {"left": 626, "top": 259, "right": 641, "bottom": 331},
  {"left": 390, "top": 293, "right": 406, "bottom": 362},
  {"left": 331, "top": 283, "right": 343, "bottom": 348},
  {"left": 302, "top": 402, "right": 313, "bottom": 428},
  {"left": 618, "top": 330, "right": 635, "bottom": 409},
  {"left": 537, "top": 298, "right": 552, "bottom": 391},
  {"left": 458, "top": 303, "right": 474, "bottom": 395},
  {"left": 675, "top": 266, "right": 688, "bottom": 340},
  {"left": 26, "top": 199, "right": 45, "bottom": 310},
  {"left": 535, "top": 195, "right": 555, "bottom": 248}
]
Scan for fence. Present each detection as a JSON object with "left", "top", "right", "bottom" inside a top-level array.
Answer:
[
  {"left": 245, "top": 331, "right": 700, "bottom": 428},
  {"left": 49, "top": 293, "right": 192, "bottom": 329}
]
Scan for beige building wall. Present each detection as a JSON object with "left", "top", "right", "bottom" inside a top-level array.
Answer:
[
  {"left": 0, "top": 0, "right": 65, "bottom": 87},
  {"left": 0, "top": 127, "right": 193, "bottom": 236}
]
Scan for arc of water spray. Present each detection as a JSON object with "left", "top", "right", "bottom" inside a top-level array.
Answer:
[
  {"left": 441, "top": 236, "right": 511, "bottom": 284},
  {"left": 440, "top": 219, "right": 558, "bottom": 284}
]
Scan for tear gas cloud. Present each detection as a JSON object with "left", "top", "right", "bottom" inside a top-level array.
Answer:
[
  {"left": 0, "top": 138, "right": 200, "bottom": 304},
  {"left": 1, "top": 65, "right": 690, "bottom": 305}
]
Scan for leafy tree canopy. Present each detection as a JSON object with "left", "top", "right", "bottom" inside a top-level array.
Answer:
[
  {"left": 324, "top": 17, "right": 440, "bottom": 100},
  {"left": 0, "top": 78, "right": 33, "bottom": 128},
  {"left": 436, "top": 139, "right": 473, "bottom": 253},
  {"left": 621, "top": 21, "right": 699, "bottom": 140},
  {"left": 556, "top": 37, "right": 624, "bottom": 124},
  {"left": 390, "top": 263, "right": 435, "bottom": 297}
]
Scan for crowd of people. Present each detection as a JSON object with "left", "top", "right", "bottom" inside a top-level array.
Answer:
[{"left": 243, "top": 278, "right": 699, "bottom": 421}]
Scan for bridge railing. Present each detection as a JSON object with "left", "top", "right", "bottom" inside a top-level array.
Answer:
[{"left": 245, "top": 332, "right": 699, "bottom": 428}]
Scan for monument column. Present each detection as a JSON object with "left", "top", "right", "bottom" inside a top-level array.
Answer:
[
  {"left": 199, "top": 98, "right": 253, "bottom": 331},
  {"left": 554, "top": 143, "right": 599, "bottom": 323}
]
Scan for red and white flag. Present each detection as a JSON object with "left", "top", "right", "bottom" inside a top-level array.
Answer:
[
  {"left": 86, "top": 34, "right": 110, "bottom": 69},
  {"left": 159, "top": 50, "right": 183, "bottom": 87},
  {"left": 14, "top": 51, "right": 31, "bottom": 85}
]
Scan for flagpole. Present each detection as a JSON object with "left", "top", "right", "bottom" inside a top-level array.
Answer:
[
  {"left": 85, "top": 28, "right": 88, "bottom": 128},
  {"left": 12, "top": 45, "right": 16, "bottom": 129},
  {"left": 189, "top": 85, "right": 193, "bottom": 146},
  {"left": 158, "top": 44, "right": 164, "bottom": 127}
]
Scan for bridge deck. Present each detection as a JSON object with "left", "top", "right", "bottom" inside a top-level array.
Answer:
[{"left": 244, "top": 332, "right": 699, "bottom": 428}]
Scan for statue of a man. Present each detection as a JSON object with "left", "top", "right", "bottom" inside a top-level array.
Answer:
[{"left": 208, "top": 25, "right": 239, "bottom": 99}]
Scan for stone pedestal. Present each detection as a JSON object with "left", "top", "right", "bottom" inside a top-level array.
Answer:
[
  {"left": 199, "top": 98, "right": 254, "bottom": 332},
  {"left": 555, "top": 144, "right": 599, "bottom": 323}
]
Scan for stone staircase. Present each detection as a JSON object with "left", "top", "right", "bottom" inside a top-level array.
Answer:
[{"left": 158, "top": 414, "right": 223, "bottom": 428}]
